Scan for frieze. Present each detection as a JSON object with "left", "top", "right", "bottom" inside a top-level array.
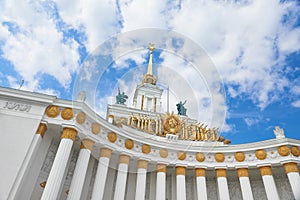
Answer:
[{"left": 3, "top": 101, "right": 32, "bottom": 112}]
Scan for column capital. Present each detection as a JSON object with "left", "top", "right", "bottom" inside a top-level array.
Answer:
[
  {"left": 237, "top": 168, "right": 249, "bottom": 177},
  {"left": 100, "top": 148, "right": 112, "bottom": 158},
  {"left": 176, "top": 166, "right": 186, "bottom": 176},
  {"left": 36, "top": 123, "right": 47, "bottom": 138},
  {"left": 259, "top": 166, "right": 272, "bottom": 176},
  {"left": 216, "top": 168, "right": 227, "bottom": 178},
  {"left": 195, "top": 168, "right": 206, "bottom": 177},
  {"left": 119, "top": 154, "right": 130, "bottom": 164},
  {"left": 283, "top": 162, "right": 299, "bottom": 173},
  {"left": 80, "top": 139, "right": 95, "bottom": 151},
  {"left": 157, "top": 164, "right": 167, "bottom": 173},
  {"left": 137, "top": 160, "right": 148, "bottom": 169},
  {"left": 61, "top": 127, "right": 77, "bottom": 141}
]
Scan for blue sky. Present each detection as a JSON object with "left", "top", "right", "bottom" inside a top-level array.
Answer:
[{"left": 0, "top": 0, "right": 300, "bottom": 144}]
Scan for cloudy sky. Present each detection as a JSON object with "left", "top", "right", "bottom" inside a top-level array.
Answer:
[{"left": 0, "top": 0, "right": 300, "bottom": 144}]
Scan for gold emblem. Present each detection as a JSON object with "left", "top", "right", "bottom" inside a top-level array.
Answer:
[
  {"left": 46, "top": 105, "right": 60, "bottom": 118},
  {"left": 163, "top": 112, "right": 181, "bottom": 135}
]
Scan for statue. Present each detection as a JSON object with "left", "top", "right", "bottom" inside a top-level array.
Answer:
[
  {"left": 116, "top": 88, "right": 128, "bottom": 104},
  {"left": 176, "top": 100, "right": 187, "bottom": 116},
  {"left": 273, "top": 126, "right": 285, "bottom": 139}
]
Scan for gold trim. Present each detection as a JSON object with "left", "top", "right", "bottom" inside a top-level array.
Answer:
[
  {"left": 291, "top": 146, "right": 300, "bottom": 157},
  {"left": 125, "top": 139, "right": 134, "bottom": 149},
  {"left": 40, "top": 181, "right": 46, "bottom": 188},
  {"left": 46, "top": 105, "right": 60, "bottom": 118},
  {"left": 138, "top": 160, "right": 148, "bottom": 169},
  {"left": 91, "top": 123, "right": 101, "bottom": 135},
  {"left": 176, "top": 166, "right": 186, "bottom": 176},
  {"left": 237, "top": 168, "right": 249, "bottom": 177},
  {"left": 141, "top": 95, "right": 144, "bottom": 110},
  {"left": 259, "top": 166, "right": 272, "bottom": 176},
  {"left": 277, "top": 145, "right": 291, "bottom": 156},
  {"left": 61, "top": 127, "right": 77, "bottom": 141},
  {"left": 80, "top": 139, "right": 94, "bottom": 151},
  {"left": 36, "top": 123, "right": 47, "bottom": 138},
  {"left": 61, "top": 108, "right": 74, "bottom": 120},
  {"left": 107, "top": 132, "right": 117, "bottom": 143},
  {"left": 196, "top": 152, "right": 205, "bottom": 162},
  {"left": 283, "top": 162, "right": 299, "bottom": 173},
  {"left": 100, "top": 148, "right": 112, "bottom": 158},
  {"left": 255, "top": 149, "right": 267, "bottom": 160},
  {"left": 119, "top": 154, "right": 130, "bottom": 164},
  {"left": 177, "top": 151, "right": 186, "bottom": 160},
  {"left": 235, "top": 152, "right": 245, "bottom": 162},
  {"left": 157, "top": 164, "right": 167, "bottom": 173},
  {"left": 76, "top": 112, "right": 86, "bottom": 124},
  {"left": 216, "top": 169, "right": 226, "bottom": 177},
  {"left": 215, "top": 153, "right": 225, "bottom": 162},
  {"left": 195, "top": 168, "right": 206, "bottom": 177},
  {"left": 159, "top": 148, "right": 168, "bottom": 158},
  {"left": 142, "top": 144, "right": 151, "bottom": 154}
]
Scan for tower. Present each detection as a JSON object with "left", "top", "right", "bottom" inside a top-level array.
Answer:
[{"left": 133, "top": 43, "right": 163, "bottom": 112}]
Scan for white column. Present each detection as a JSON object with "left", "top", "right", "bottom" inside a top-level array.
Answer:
[
  {"left": 176, "top": 166, "right": 186, "bottom": 200},
  {"left": 216, "top": 169, "right": 230, "bottom": 200},
  {"left": 156, "top": 164, "right": 167, "bottom": 200},
  {"left": 67, "top": 139, "right": 94, "bottom": 200},
  {"left": 237, "top": 168, "right": 254, "bottom": 200},
  {"left": 283, "top": 162, "right": 300, "bottom": 200},
  {"left": 135, "top": 160, "right": 148, "bottom": 200},
  {"left": 91, "top": 148, "right": 112, "bottom": 200},
  {"left": 195, "top": 168, "right": 207, "bottom": 200},
  {"left": 113, "top": 155, "right": 130, "bottom": 200},
  {"left": 259, "top": 166, "right": 279, "bottom": 200},
  {"left": 41, "top": 127, "right": 77, "bottom": 200}
]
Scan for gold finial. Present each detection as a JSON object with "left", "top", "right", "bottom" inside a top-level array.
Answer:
[
  {"left": 147, "top": 43, "right": 155, "bottom": 75},
  {"left": 148, "top": 43, "right": 155, "bottom": 53}
]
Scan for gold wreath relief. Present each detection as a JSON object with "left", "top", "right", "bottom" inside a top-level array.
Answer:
[{"left": 163, "top": 112, "right": 181, "bottom": 135}]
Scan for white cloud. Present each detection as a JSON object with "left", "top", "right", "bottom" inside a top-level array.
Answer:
[
  {"left": 244, "top": 117, "right": 260, "bottom": 127},
  {"left": 291, "top": 100, "right": 300, "bottom": 108}
]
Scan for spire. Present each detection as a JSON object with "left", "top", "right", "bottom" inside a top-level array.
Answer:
[{"left": 147, "top": 43, "right": 155, "bottom": 75}]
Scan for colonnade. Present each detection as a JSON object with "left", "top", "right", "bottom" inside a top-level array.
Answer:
[{"left": 37, "top": 123, "right": 300, "bottom": 200}]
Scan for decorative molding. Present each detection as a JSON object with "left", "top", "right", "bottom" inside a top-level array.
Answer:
[
  {"left": 61, "top": 107, "right": 74, "bottom": 120},
  {"left": 159, "top": 148, "right": 168, "bottom": 158},
  {"left": 237, "top": 168, "right": 249, "bottom": 177},
  {"left": 291, "top": 146, "right": 300, "bottom": 157},
  {"left": 61, "top": 127, "right": 77, "bottom": 141},
  {"left": 46, "top": 105, "right": 60, "bottom": 117},
  {"left": 80, "top": 139, "right": 94, "bottom": 151},
  {"left": 36, "top": 123, "right": 47, "bottom": 138},
  {"left": 196, "top": 152, "right": 205, "bottom": 162},
  {"left": 216, "top": 169, "right": 226, "bottom": 177},
  {"left": 142, "top": 144, "right": 151, "bottom": 154},
  {"left": 215, "top": 153, "right": 225, "bottom": 162},
  {"left": 100, "top": 148, "right": 112, "bottom": 158},
  {"left": 91, "top": 123, "right": 101, "bottom": 135},
  {"left": 76, "top": 112, "right": 86, "bottom": 124},
  {"left": 176, "top": 166, "right": 186, "bottom": 175},
  {"left": 259, "top": 166, "right": 272, "bottom": 176},
  {"left": 235, "top": 152, "right": 245, "bottom": 162},
  {"left": 107, "top": 132, "right": 117, "bottom": 143},
  {"left": 3, "top": 101, "right": 32, "bottom": 112},
  {"left": 255, "top": 149, "right": 267, "bottom": 160},
  {"left": 119, "top": 154, "right": 130, "bottom": 164},
  {"left": 283, "top": 162, "right": 299, "bottom": 173},
  {"left": 125, "top": 139, "right": 134, "bottom": 149},
  {"left": 137, "top": 160, "right": 148, "bottom": 169},
  {"left": 157, "top": 164, "right": 167, "bottom": 173},
  {"left": 195, "top": 168, "right": 206, "bottom": 177},
  {"left": 277, "top": 145, "right": 290, "bottom": 156},
  {"left": 177, "top": 151, "right": 186, "bottom": 160}
]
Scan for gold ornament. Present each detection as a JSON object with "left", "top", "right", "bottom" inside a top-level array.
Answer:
[
  {"left": 76, "top": 112, "right": 86, "bottom": 124},
  {"left": 159, "top": 148, "right": 168, "bottom": 158},
  {"left": 176, "top": 166, "right": 186, "bottom": 175},
  {"left": 119, "top": 155, "right": 130, "bottom": 164},
  {"left": 216, "top": 169, "right": 226, "bottom": 177},
  {"left": 80, "top": 139, "right": 94, "bottom": 151},
  {"left": 125, "top": 139, "right": 134, "bottom": 149},
  {"left": 61, "top": 108, "right": 74, "bottom": 120},
  {"left": 157, "top": 164, "right": 167, "bottom": 173},
  {"left": 46, "top": 105, "right": 60, "bottom": 118},
  {"left": 291, "top": 146, "right": 300, "bottom": 157},
  {"left": 107, "top": 132, "right": 117, "bottom": 143},
  {"left": 215, "top": 153, "right": 225, "bottom": 162},
  {"left": 91, "top": 123, "right": 101, "bottom": 135},
  {"left": 277, "top": 145, "right": 290, "bottom": 156},
  {"left": 195, "top": 168, "right": 206, "bottom": 177},
  {"left": 255, "top": 149, "right": 267, "bottom": 160},
  {"left": 36, "top": 123, "right": 47, "bottom": 138},
  {"left": 138, "top": 160, "right": 148, "bottom": 169},
  {"left": 100, "top": 148, "right": 112, "bottom": 158},
  {"left": 61, "top": 127, "right": 77, "bottom": 141},
  {"left": 237, "top": 168, "right": 249, "bottom": 177},
  {"left": 235, "top": 152, "right": 245, "bottom": 162},
  {"left": 177, "top": 151, "right": 186, "bottom": 160},
  {"left": 283, "top": 162, "right": 299, "bottom": 173},
  {"left": 142, "top": 144, "right": 151, "bottom": 154},
  {"left": 259, "top": 166, "right": 272, "bottom": 176},
  {"left": 163, "top": 112, "right": 181, "bottom": 135},
  {"left": 40, "top": 181, "right": 46, "bottom": 188},
  {"left": 196, "top": 152, "right": 205, "bottom": 162}
]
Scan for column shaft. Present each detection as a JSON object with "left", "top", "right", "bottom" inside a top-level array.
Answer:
[
  {"left": 216, "top": 169, "right": 230, "bottom": 200},
  {"left": 176, "top": 166, "right": 186, "bottom": 200},
  {"left": 195, "top": 168, "right": 207, "bottom": 200},
  {"left": 135, "top": 160, "right": 148, "bottom": 200},
  {"left": 156, "top": 164, "right": 166, "bottom": 200},
  {"left": 283, "top": 163, "right": 300, "bottom": 200},
  {"left": 113, "top": 155, "right": 130, "bottom": 200},
  {"left": 237, "top": 168, "right": 254, "bottom": 200},
  {"left": 259, "top": 166, "right": 279, "bottom": 200},
  {"left": 67, "top": 139, "right": 94, "bottom": 200},
  {"left": 91, "top": 148, "right": 112, "bottom": 200}
]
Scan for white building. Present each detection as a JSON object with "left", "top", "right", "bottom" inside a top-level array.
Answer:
[{"left": 0, "top": 46, "right": 300, "bottom": 200}]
